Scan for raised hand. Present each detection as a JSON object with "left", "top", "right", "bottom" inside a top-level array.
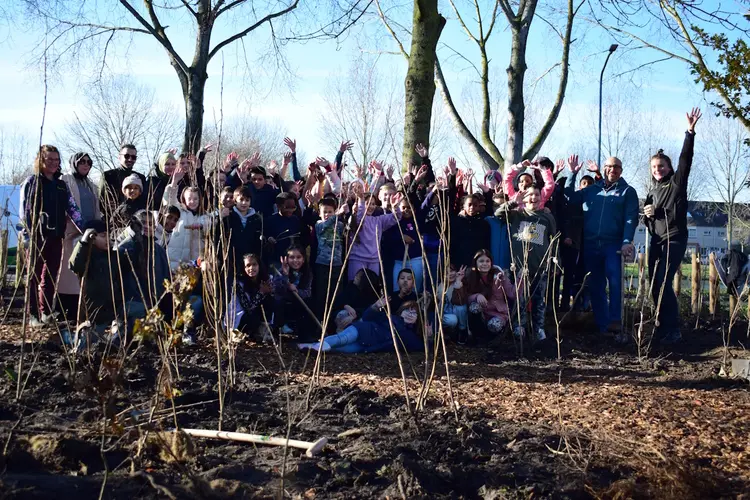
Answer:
[
  {"left": 479, "top": 181, "right": 490, "bottom": 193},
  {"left": 248, "top": 151, "right": 261, "bottom": 168},
  {"left": 339, "top": 140, "right": 353, "bottom": 153},
  {"left": 686, "top": 107, "right": 702, "bottom": 133},
  {"left": 172, "top": 165, "right": 187, "bottom": 182},
  {"left": 280, "top": 256, "right": 290, "bottom": 275},
  {"left": 386, "top": 165, "right": 395, "bottom": 179},
  {"left": 390, "top": 192, "right": 404, "bottom": 207},
  {"left": 414, "top": 164, "right": 428, "bottom": 182},
  {"left": 567, "top": 154, "right": 580, "bottom": 172},
  {"left": 284, "top": 137, "right": 297, "bottom": 153},
  {"left": 267, "top": 160, "right": 278, "bottom": 174},
  {"left": 555, "top": 159, "right": 565, "bottom": 176},
  {"left": 224, "top": 151, "right": 239, "bottom": 171},
  {"left": 585, "top": 160, "right": 599, "bottom": 173},
  {"left": 220, "top": 207, "right": 231, "bottom": 218},
  {"left": 414, "top": 143, "right": 428, "bottom": 158},
  {"left": 371, "top": 160, "right": 384, "bottom": 173},
  {"left": 167, "top": 147, "right": 178, "bottom": 155},
  {"left": 447, "top": 157, "right": 457, "bottom": 176},
  {"left": 351, "top": 181, "right": 364, "bottom": 199},
  {"left": 315, "top": 157, "right": 331, "bottom": 171},
  {"left": 456, "top": 265, "right": 467, "bottom": 281},
  {"left": 336, "top": 203, "right": 350, "bottom": 215},
  {"left": 201, "top": 143, "right": 214, "bottom": 154}
]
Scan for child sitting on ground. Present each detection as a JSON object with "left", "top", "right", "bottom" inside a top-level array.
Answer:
[
  {"left": 226, "top": 253, "right": 274, "bottom": 341},
  {"left": 272, "top": 246, "right": 314, "bottom": 340},
  {"left": 438, "top": 264, "right": 469, "bottom": 342}
]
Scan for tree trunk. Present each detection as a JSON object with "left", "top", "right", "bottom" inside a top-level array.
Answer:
[
  {"left": 184, "top": 71, "right": 208, "bottom": 154},
  {"left": 505, "top": 24, "right": 531, "bottom": 166},
  {"left": 402, "top": 0, "right": 446, "bottom": 170}
]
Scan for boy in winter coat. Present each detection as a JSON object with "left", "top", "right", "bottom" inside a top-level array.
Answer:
[
  {"left": 312, "top": 197, "right": 349, "bottom": 316},
  {"left": 495, "top": 186, "right": 557, "bottom": 344},
  {"left": 111, "top": 173, "right": 146, "bottom": 231},
  {"left": 265, "top": 192, "right": 307, "bottom": 266},
  {"left": 220, "top": 185, "right": 264, "bottom": 277}
]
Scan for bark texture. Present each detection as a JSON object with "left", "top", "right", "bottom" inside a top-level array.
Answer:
[{"left": 402, "top": 0, "right": 446, "bottom": 170}]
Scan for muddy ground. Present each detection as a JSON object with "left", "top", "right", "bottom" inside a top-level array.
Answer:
[{"left": 0, "top": 315, "right": 749, "bottom": 499}]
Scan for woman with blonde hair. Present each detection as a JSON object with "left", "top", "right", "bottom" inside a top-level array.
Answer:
[{"left": 19, "top": 145, "right": 83, "bottom": 326}]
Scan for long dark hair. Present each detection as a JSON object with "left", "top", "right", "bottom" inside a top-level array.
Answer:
[
  {"left": 286, "top": 245, "right": 312, "bottom": 287},
  {"left": 242, "top": 253, "right": 269, "bottom": 284},
  {"left": 465, "top": 249, "right": 501, "bottom": 297}
]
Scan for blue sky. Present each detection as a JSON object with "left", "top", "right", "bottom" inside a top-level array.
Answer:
[{"left": 0, "top": 0, "right": 734, "bottom": 185}]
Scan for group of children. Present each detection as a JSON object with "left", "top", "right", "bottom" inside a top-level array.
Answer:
[{"left": 65, "top": 138, "right": 608, "bottom": 353}]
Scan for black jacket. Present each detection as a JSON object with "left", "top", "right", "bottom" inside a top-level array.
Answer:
[
  {"left": 645, "top": 132, "right": 695, "bottom": 245},
  {"left": 219, "top": 209, "right": 265, "bottom": 276},
  {"left": 450, "top": 214, "right": 491, "bottom": 267},
  {"left": 100, "top": 167, "right": 147, "bottom": 217}
]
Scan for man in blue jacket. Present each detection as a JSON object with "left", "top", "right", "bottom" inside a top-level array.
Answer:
[{"left": 564, "top": 155, "right": 638, "bottom": 341}]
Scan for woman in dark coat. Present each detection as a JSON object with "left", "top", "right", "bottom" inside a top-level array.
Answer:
[{"left": 643, "top": 107, "right": 701, "bottom": 344}]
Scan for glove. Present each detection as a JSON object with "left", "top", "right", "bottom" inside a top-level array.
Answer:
[{"left": 82, "top": 228, "right": 97, "bottom": 244}]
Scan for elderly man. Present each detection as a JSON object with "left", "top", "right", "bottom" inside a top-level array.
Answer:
[{"left": 564, "top": 154, "right": 639, "bottom": 342}]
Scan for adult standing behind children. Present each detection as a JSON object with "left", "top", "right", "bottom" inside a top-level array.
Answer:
[
  {"left": 564, "top": 154, "right": 639, "bottom": 342},
  {"left": 20, "top": 145, "right": 84, "bottom": 327},
  {"left": 58, "top": 152, "right": 101, "bottom": 320},
  {"left": 643, "top": 108, "right": 702, "bottom": 345},
  {"left": 100, "top": 144, "right": 147, "bottom": 219}
]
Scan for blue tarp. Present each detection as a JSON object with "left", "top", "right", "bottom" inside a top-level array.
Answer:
[{"left": 0, "top": 185, "right": 23, "bottom": 248}]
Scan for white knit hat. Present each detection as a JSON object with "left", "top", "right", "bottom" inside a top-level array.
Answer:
[{"left": 122, "top": 174, "right": 143, "bottom": 194}]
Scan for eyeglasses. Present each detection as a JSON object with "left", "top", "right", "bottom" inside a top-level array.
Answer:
[
  {"left": 123, "top": 154, "right": 137, "bottom": 160},
  {"left": 604, "top": 164, "right": 622, "bottom": 169},
  {"left": 79, "top": 159, "right": 93, "bottom": 166}
]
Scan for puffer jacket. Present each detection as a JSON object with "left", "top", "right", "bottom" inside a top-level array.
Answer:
[
  {"left": 564, "top": 171, "right": 639, "bottom": 247},
  {"left": 346, "top": 306, "right": 425, "bottom": 353},
  {"left": 644, "top": 131, "right": 695, "bottom": 244},
  {"left": 162, "top": 184, "right": 214, "bottom": 270}
]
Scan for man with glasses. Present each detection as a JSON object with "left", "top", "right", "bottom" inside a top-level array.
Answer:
[
  {"left": 564, "top": 154, "right": 639, "bottom": 343},
  {"left": 100, "top": 144, "right": 147, "bottom": 217}
]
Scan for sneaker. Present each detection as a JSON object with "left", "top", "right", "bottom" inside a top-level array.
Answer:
[
  {"left": 258, "top": 324, "right": 274, "bottom": 344},
  {"left": 182, "top": 329, "right": 197, "bottom": 346},
  {"left": 535, "top": 328, "right": 547, "bottom": 343},
  {"left": 41, "top": 313, "right": 58, "bottom": 325},
  {"left": 29, "top": 316, "right": 45, "bottom": 328},
  {"left": 298, "top": 341, "right": 331, "bottom": 352},
  {"left": 279, "top": 324, "right": 294, "bottom": 335},
  {"left": 513, "top": 326, "right": 524, "bottom": 339}
]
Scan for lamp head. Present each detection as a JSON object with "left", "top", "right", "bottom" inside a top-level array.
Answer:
[{"left": 609, "top": 44, "right": 619, "bottom": 53}]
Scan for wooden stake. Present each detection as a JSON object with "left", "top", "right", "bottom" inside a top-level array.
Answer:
[
  {"left": 179, "top": 428, "right": 327, "bottom": 457},
  {"left": 673, "top": 263, "right": 682, "bottom": 310},
  {"left": 691, "top": 250, "right": 701, "bottom": 316},
  {"left": 709, "top": 252, "right": 719, "bottom": 317}
]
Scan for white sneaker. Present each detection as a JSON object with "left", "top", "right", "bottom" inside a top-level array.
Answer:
[
  {"left": 29, "top": 316, "right": 44, "bottom": 328},
  {"left": 41, "top": 313, "right": 58, "bottom": 325},
  {"left": 535, "top": 328, "right": 547, "bottom": 342},
  {"left": 298, "top": 343, "right": 315, "bottom": 351},
  {"left": 280, "top": 324, "right": 294, "bottom": 335},
  {"left": 513, "top": 326, "right": 524, "bottom": 339}
]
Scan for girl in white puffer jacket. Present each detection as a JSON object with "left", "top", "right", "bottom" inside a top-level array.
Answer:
[{"left": 162, "top": 166, "right": 222, "bottom": 271}]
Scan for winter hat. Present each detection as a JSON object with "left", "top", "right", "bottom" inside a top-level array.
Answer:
[
  {"left": 122, "top": 174, "right": 143, "bottom": 194},
  {"left": 157, "top": 152, "right": 176, "bottom": 176},
  {"left": 484, "top": 170, "right": 502, "bottom": 184}
]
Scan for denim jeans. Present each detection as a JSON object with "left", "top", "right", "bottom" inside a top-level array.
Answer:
[
  {"left": 512, "top": 272, "right": 547, "bottom": 332},
  {"left": 326, "top": 325, "right": 363, "bottom": 353},
  {"left": 584, "top": 242, "right": 623, "bottom": 332},
  {"left": 393, "top": 256, "right": 424, "bottom": 292},
  {"left": 648, "top": 238, "right": 687, "bottom": 335}
]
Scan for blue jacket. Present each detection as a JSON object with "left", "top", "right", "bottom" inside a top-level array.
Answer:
[
  {"left": 486, "top": 216, "right": 511, "bottom": 270},
  {"left": 564, "top": 171, "right": 639, "bottom": 247},
  {"left": 349, "top": 307, "right": 425, "bottom": 353}
]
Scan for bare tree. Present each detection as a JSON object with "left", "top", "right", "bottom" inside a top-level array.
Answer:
[
  {"left": 701, "top": 114, "right": 750, "bottom": 248},
  {"left": 0, "top": 127, "right": 33, "bottom": 185},
  {"left": 19, "top": 0, "right": 367, "bottom": 153},
  {"left": 56, "top": 77, "right": 181, "bottom": 176},
  {"left": 201, "top": 115, "right": 290, "bottom": 172},
  {"left": 320, "top": 55, "right": 402, "bottom": 168}
]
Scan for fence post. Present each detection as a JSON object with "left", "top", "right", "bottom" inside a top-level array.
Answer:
[
  {"left": 0, "top": 229, "right": 7, "bottom": 289},
  {"left": 636, "top": 252, "right": 646, "bottom": 301},
  {"left": 709, "top": 252, "right": 719, "bottom": 317},
  {"left": 691, "top": 250, "right": 701, "bottom": 315},
  {"left": 673, "top": 263, "right": 682, "bottom": 309}
]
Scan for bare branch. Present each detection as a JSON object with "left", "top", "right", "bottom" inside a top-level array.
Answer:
[
  {"left": 447, "top": 0, "right": 478, "bottom": 43},
  {"left": 374, "top": 0, "right": 409, "bottom": 60},
  {"left": 117, "top": 0, "right": 188, "bottom": 73},
  {"left": 208, "top": 0, "right": 299, "bottom": 61}
]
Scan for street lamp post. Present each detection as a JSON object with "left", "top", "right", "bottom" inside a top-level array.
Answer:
[{"left": 598, "top": 44, "right": 618, "bottom": 169}]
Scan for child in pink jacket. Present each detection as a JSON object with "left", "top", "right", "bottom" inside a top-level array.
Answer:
[
  {"left": 453, "top": 249, "right": 516, "bottom": 340},
  {"left": 503, "top": 157, "right": 555, "bottom": 207}
]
